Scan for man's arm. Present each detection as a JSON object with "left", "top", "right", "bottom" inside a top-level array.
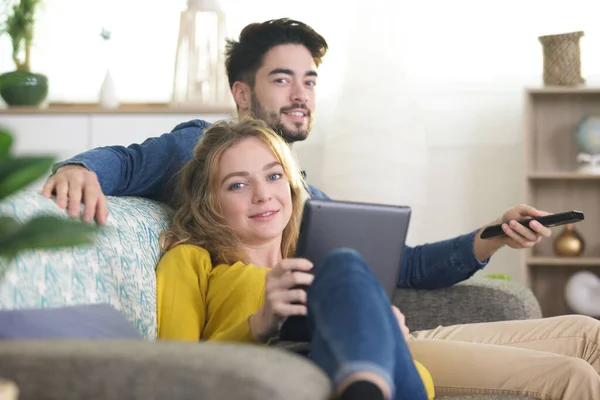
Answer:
[
  {"left": 308, "top": 184, "right": 330, "bottom": 200},
  {"left": 51, "top": 119, "right": 209, "bottom": 204},
  {"left": 398, "top": 229, "right": 488, "bottom": 290},
  {"left": 397, "top": 204, "right": 552, "bottom": 289},
  {"left": 308, "top": 186, "right": 486, "bottom": 289},
  {"left": 309, "top": 187, "right": 551, "bottom": 290}
]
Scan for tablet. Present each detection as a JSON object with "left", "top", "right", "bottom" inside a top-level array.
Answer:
[
  {"left": 278, "top": 199, "right": 411, "bottom": 342},
  {"left": 295, "top": 199, "right": 411, "bottom": 298}
]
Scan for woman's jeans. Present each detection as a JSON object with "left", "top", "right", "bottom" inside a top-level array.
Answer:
[{"left": 306, "top": 248, "right": 428, "bottom": 400}]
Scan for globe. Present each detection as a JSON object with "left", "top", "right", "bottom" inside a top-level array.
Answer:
[{"left": 574, "top": 116, "right": 600, "bottom": 156}]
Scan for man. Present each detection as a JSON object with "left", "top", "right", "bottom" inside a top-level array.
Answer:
[{"left": 42, "top": 18, "right": 600, "bottom": 398}]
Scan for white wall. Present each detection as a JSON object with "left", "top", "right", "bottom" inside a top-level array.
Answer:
[
  {"left": 287, "top": 0, "right": 600, "bottom": 282},
  {"left": 2, "top": 0, "right": 600, "bottom": 282},
  {"left": 301, "top": 1, "right": 600, "bottom": 279}
]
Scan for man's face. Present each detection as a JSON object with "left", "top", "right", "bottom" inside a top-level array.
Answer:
[{"left": 250, "top": 44, "right": 317, "bottom": 143}]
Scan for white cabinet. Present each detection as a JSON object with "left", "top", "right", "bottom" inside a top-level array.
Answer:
[
  {"left": 0, "top": 106, "right": 234, "bottom": 191},
  {"left": 0, "top": 115, "right": 89, "bottom": 162},
  {"left": 0, "top": 115, "right": 91, "bottom": 191},
  {"left": 90, "top": 113, "right": 229, "bottom": 148}
]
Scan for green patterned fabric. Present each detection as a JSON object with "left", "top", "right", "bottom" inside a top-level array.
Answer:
[{"left": 0, "top": 190, "right": 172, "bottom": 340}]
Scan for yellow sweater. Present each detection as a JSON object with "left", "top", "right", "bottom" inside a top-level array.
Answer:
[{"left": 156, "top": 244, "right": 434, "bottom": 398}]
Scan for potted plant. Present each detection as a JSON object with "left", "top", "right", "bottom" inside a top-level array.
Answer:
[{"left": 0, "top": 0, "right": 48, "bottom": 107}]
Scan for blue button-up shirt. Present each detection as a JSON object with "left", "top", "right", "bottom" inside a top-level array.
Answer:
[{"left": 54, "top": 119, "right": 488, "bottom": 290}]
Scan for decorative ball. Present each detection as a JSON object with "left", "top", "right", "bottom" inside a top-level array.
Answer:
[
  {"left": 553, "top": 224, "right": 585, "bottom": 257},
  {"left": 565, "top": 271, "right": 600, "bottom": 317},
  {"left": 574, "top": 116, "right": 600, "bottom": 156}
]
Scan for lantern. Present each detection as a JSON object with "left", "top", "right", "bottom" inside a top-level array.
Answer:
[{"left": 171, "top": 0, "right": 231, "bottom": 107}]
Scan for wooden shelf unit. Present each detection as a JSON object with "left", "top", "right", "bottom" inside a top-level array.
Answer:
[
  {"left": 527, "top": 257, "right": 600, "bottom": 267},
  {"left": 523, "top": 87, "right": 600, "bottom": 317},
  {"left": 528, "top": 172, "right": 600, "bottom": 180}
]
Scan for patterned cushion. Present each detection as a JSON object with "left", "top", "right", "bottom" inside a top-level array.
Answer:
[{"left": 0, "top": 190, "right": 172, "bottom": 340}]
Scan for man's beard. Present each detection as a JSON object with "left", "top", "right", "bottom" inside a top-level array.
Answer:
[{"left": 250, "top": 92, "right": 312, "bottom": 144}]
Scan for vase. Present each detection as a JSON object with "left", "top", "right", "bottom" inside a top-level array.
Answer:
[
  {"left": 98, "top": 69, "right": 119, "bottom": 109},
  {"left": 0, "top": 70, "right": 48, "bottom": 107},
  {"left": 553, "top": 224, "right": 585, "bottom": 257}
]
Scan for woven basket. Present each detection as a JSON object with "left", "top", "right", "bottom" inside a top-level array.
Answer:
[{"left": 538, "top": 31, "right": 585, "bottom": 86}]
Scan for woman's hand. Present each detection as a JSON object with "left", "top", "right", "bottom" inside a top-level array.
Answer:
[
  {"left": 391, "top": 305, "right": 411, "bottom": 340},
  {"left": 249, "top": 258, "right": 314, "bottom": 342}
]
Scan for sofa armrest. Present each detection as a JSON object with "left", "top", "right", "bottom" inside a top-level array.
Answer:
[
  {"left": 0, "top": 191, "right": 172, "bottom": 340},
  {"left": 392, "top": 277, "right": 542, "bottom": 332},
  {"left": 0, "top": 340, "right": 331, "bottom": 400}
]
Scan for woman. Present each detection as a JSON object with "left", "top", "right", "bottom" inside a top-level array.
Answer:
[{"left": 156, "top": 117, "right": 435, "bottom": 400}]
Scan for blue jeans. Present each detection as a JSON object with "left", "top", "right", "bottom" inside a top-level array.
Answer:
[{"left": 306, "top": 248, "right": 428, "bottom": 400}]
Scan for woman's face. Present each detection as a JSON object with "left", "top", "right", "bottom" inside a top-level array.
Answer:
[{"left": 216, "top": 137, "right": 293, "bottom": 246}]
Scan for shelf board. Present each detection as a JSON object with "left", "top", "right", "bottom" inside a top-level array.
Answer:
[
  {"left": 0, "top": 102, "right": 237, "bottom": 115},
  {"left": 527, "top": 257, "right": 600, "bottom": 266},
  {"left": 526, "top": 86, "right": 600, "bottom": 94},
  {"left": 528, "top": 171, "right": 600, "bottom": 180}
]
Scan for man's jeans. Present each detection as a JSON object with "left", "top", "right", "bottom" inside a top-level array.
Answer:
[{"left": 306, "top": 249, "right": 428, "bottom": 400}]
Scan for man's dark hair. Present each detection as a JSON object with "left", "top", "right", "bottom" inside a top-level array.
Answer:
[{"left": 225, "top": 18, "right": 328, "bottom": 89}]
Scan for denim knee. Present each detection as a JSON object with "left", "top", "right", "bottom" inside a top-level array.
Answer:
[
  {"left": 312, "top": 248, "right": 374, "bottom": 283},
  {"left": 326, "top": 248, "right": 364, "bottom": 263}
]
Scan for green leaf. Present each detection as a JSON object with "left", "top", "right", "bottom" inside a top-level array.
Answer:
[
  {"left": 0, "top": 216, "right": 19, "bottom": 236},
  {"left": 0, "top": 216, "right": 19, "bottom": 282},
  {"left": 0, "top": 156, "right": 54, "bottom": 199},
  {"left": 484, "top": 273, "right": 512, "bottom": 281},
  {"left": 0, "top": 216, "right": 98, "bottom": 260},
  {"left": 0, "top": 128, "right": 13, "bottom": 159}
]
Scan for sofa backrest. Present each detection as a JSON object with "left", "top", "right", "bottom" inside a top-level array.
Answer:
[{"left": 0, "top": 190, "right": 172, "bottom": 340}]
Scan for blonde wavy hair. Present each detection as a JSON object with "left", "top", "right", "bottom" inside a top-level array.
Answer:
[{"left": 160, "top": 117, "right": 309, "bottom": 265}]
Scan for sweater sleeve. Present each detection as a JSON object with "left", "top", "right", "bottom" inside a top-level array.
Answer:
[
  {"left": 208, "top": 318, "right": 257, "bottom": 343},
  {"left": 156, "top": 245, "right": 212, "bottom": 341}
]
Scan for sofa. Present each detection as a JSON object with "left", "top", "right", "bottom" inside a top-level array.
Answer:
[{"left": 0, "top": 190, "right": 542, "bottom": 400}]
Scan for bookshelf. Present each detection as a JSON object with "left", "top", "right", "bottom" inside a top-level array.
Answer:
[{"left": 523, "top": 86, "right": 600, "bottom": 317}]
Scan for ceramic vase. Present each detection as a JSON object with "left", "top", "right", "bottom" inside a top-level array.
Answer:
[
  {"left": 553, "top": 224, "right": 585, "bottom": 257},
  {"left": 0, "top": 70, "right": 48, "bottom": 107},
  {"left": 99, "top": 69, "right": 119, "bottom": 109}
]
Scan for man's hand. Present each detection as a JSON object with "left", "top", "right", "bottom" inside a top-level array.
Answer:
[
  {"left": 249, "top": 258, "right": 314, "bottom": 342},
  {"left": 474, "top": 204, "right": 553, "bottom": 261},
  {"left": 497, "top": 204, "right": 553, "bottom": 248},
  {"left": 391, "top": 305, "right": 411, "bottom": 340},
  {"left": 41, "top": 164, "right": 109, "bottom": 225}
]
